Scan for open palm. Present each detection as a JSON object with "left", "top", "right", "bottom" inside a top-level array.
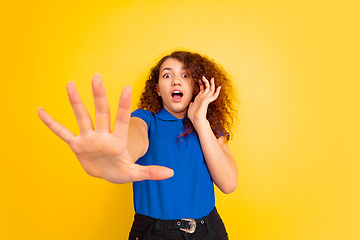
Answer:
[{"left": 38, "top": 74, "right": 173, "bottom": 183}]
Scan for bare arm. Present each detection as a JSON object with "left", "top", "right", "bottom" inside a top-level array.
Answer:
[
  {"left": 192, "top": 120, "right": 237, "bottom": 194},
  {"left": 188, "top": 76, "right": 238, "bottom": 194},
  {"left": 38, "top": 74, "right": 173, "bottom": 184},
  {"left": 127, "top": 117, "right": 149, "bottom": 161}
]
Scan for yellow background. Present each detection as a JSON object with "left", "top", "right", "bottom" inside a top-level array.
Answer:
[{"left": 1, "top": 0, "right": 359, "bottom": 239}]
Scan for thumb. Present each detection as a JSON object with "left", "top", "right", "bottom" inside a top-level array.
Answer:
[{"left": 138, "top": 165, "right": 174, "bottom": 181}]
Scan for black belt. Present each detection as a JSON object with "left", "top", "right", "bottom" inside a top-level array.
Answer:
[
  {"left": 155, "top": 217, "right": 201, "bottom": 233},
  {"left": 141, "top": 207, "right": 218, "bottom": 239}
]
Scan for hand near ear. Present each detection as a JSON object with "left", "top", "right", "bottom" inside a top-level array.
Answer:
[{"left": 187, "top": 76, "right": 221, "bottom": 125}]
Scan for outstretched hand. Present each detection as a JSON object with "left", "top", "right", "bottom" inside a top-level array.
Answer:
[
  {"left": 187, "top": 76, "right": 221, "bottom": 124},
  {"left": 38, "top": 74, "right": 173, "bottom": 184}
]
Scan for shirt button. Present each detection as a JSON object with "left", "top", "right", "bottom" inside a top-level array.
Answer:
[{"left": 180, "top": 139, "right": 184, "bottom": 142}]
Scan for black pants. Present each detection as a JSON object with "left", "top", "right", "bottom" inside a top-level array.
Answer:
[{"left": 129, "top": 207, "right": 228, "bottom": 240}]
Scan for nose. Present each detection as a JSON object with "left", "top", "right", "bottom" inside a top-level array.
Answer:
[{"left": 172, "top": 76, "right": 181, "bottom": 86}]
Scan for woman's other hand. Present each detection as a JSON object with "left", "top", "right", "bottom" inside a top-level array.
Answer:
[{"left": 187, "top": 76, "right": 221, "bottom": 126}]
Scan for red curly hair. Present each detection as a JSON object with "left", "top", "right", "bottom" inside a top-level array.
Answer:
[{"left": 138, "top": 51, "right": 237, "bottom": 141}]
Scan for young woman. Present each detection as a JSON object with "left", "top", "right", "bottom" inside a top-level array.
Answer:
[{"left": 38, "top": 51, "right": 238, "bottom": 240}]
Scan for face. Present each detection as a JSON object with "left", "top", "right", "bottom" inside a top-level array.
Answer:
[{"left": 156, "top": 58, "right": 194, "bottom": 119}]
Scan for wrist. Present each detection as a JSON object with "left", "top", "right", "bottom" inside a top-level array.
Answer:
[{"left": 191, "top": 118, "right": 210, "bottom": 130}]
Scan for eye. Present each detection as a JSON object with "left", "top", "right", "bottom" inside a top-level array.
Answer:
[
  {"left": 182, "top": 73, "right": 189, "bottom": 78},
  {"left": 163, "top": 73, "right": 171, "bottom": 78}
]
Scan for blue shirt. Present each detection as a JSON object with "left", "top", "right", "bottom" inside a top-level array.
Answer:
[{"left": 131, "top": 108, "right": 215, "bottom": 220}]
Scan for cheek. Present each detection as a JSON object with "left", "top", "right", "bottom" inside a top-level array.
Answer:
[
  {"left": 187, "top": 85, "right": 196, "bottom": 101},
  {"left": 156, "top": 81, "right": 168, "bottom": 96},
  {"left": 189, "top": 80, "right": 196, "bottom": 95}
]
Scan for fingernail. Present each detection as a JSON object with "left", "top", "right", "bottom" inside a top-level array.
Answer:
[
  {"left": 94, "top": 73, "right": 101, "bottom": 76},
  {"left": 68, "top": 81, "right": 75, "bottom": 84},
  {"left": 38, "top": 107, "right": 43, "bottom": 111}
]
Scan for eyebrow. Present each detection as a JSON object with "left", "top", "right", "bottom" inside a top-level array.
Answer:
[
  {"left": 161, "top": 68, "right": 172, "bottom": 73},
  {"left": 160, "top": 67, "right": 187, "bottom": 73}
]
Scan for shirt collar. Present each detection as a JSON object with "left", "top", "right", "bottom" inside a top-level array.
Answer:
[{"left": 155, "top": 108, "right": 185, "bottom": 121}]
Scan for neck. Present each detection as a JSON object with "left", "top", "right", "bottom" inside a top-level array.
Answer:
[{"left": 163, "top": 106, "right": 187, "bottom": 119}]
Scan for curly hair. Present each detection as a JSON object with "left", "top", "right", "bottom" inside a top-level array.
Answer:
[{"left": 138, "top": 51, "right": 237, "bottom": 141}]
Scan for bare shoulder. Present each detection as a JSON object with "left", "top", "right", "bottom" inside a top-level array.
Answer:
[
  {"left": 127, "top": 117, "right": 149, "bottom": 161},
  {"left": 130, "top": 116, "right": 148, "bottom": 131}
]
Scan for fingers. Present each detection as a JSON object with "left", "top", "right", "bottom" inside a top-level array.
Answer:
[
  {"left": 67, "top": 81, "right": 94, "bottom": 134},
  {"left": 113, "top": 86, "right": 132, "bottom": 139},
  {"left": 210, "top": 77, "right": 216, "bottom": 93},
  {"left": 137, "top": 165, "right": 174, "bottom": 181},
  {"left": 201, "top": 76, "right": 211, "bottom": 94},
  {"left": 92, "top": 74, "right": 111, "bottom": 132},
  {"left": 198, "top": 79, "right": 204, "bottom": 93},
  {"left": 109, "top": 164, "right": 174, "bottom": 184},
  {"left": 199, "top": 76, "right": 220, "bottom": 100},
  {"left": 200, "top": 76, "right": 216, "bottom": 94},
  {"left": 38, "top": 107, "right": 76, "bottom": 144},
  {"left": 103, "top": 155, "right": 173, "bottom": 183},
  {"left": 213, "top": 86, "right": 221, "bottom": 101}
]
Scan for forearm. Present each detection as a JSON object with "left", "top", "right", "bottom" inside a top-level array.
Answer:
[
  {"left": 127, "top": 117, "right": 149, "bottom": 162},
  {"left": 193, "top": 120, "right": 238, "bottom": 194}
]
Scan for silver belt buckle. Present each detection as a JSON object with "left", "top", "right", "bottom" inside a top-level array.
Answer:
[{"left": 180, "top": 218, "right": 196, "bottom": 233}]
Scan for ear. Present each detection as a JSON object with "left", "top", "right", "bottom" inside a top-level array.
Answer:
[{"left": 156, "top": 84, "right": 161, "bottom": 96}]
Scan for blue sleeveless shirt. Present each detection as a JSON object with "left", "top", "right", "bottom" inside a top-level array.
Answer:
[{"left": 130, "top": 108, "right": 215, "bottom": 220}]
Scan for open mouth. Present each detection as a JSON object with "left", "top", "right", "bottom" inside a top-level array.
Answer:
[{"left": 172, "top": 90, "right": 183, "bottom": 102}]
